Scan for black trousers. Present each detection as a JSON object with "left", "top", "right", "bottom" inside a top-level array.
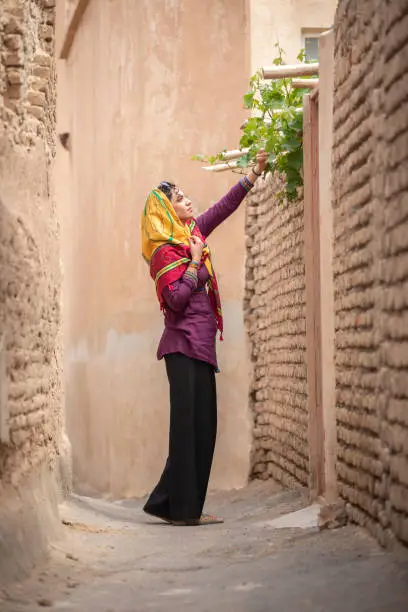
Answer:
[{"left": 143, "top": 353, "right": 217, "bottom": 521}]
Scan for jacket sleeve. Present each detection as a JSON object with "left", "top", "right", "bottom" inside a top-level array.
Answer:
[
  {"left": 195, "top": 181, "right": 248, "bottom": 238},
  {"left": 162, "top": 274, "right": 198, "bottom": 312}
]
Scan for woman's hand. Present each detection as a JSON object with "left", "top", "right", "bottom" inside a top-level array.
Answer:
[
  {"left": 246, "top": 148, "right": 269, "bottom": 185},
  {"left": 188, "top": 235, "right": 204, "bottom": 261},
  {"left": 254, "top": 148, "right": 268, "bottom": 174}
]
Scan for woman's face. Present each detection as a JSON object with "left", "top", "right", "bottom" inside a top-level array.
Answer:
[{"left": 171, "top": 187, "right": 193, "bottom": 222}]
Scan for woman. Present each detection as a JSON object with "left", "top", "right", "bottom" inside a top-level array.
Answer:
[{"left": 141, "top": 150, "right": 268, "bottom": 526}]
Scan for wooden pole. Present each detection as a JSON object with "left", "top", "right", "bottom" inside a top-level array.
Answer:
[
  {"left": 317, "top": 30, "right": 338, "bottom": 504},
  {"left": 262, "top": 63, "right": 319, "bottom": 80},
  {"left": 220, "top": 148, "right": 249, "bottom": 161},
  {"left": 202, "top": 162, "right": 240, "bottom": 172},
  {"left": 303, "top": 93, "right": 325, "bottom": 501},
  {"left": 292, "top": 78, "right": 319, "bottom": 89},
  {"left": 200, "top": 148, "right": 251, "bottom": 171}
]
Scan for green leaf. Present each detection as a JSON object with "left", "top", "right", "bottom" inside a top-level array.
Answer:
[
  {"left": 191, "top": 42, "right": 306, "bottom": 201},
  {"left": 236, "top": 153, "right": 251, "bottom": 168},
  {"left": 260, "top": 88, "right": 285, "bottom": 108},
  {"left": 250, "top": 70, "right": 262, "bottom": 87},
  {"left": 297, "top": 48, "right": 306, "bottom": 62},
  {"left": 286, "top": 148, "right": 303, "bottom": 171},
  {"left": 243, "top": 92, "right": 255, "bottom": 108},
  {"left": 245, "top": 117, "right": 263, "bottom": 130},
  {"left": 284, "top": 137, "right": 301, "bottom": 152},
  {"left": 265, "top": 135, "right": 278, "bottom": 153}
]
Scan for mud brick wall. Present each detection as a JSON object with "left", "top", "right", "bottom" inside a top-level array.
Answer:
[
  {"left": 333, "top": 0, "right": 408, "bottom": 546},
  {"left": 245, "top": 174, "right": 308, "bottom": 487},
  {"left": 0, "top": 0, "right": 61, "bottom": 489}
]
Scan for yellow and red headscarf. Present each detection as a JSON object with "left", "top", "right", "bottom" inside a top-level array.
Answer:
[{"left": 141, "top": 188, "right": 223, "bottom": 336}]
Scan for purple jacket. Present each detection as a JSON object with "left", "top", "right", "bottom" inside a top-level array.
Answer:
[{"left": 157, "top": 181, "right": 248, "bottom": 369}]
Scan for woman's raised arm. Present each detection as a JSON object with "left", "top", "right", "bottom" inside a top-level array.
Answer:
[{"left": 195, "top": 150, "right": 268, "bottom": 238}]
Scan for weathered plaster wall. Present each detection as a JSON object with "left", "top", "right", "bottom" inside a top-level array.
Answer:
[
  {"left": 245, "top": 176, "right": 308, "bottom": 487},
  {"left": 59, "top": 0, "right": 251, "bottom": 497},
  {"left": 0, "top": 0, "right": 63, "bottom": 584},
  {"left": 249, "top": 0, "right": 337, "bottom": 70},
  {"left": 333, "top": 0, "right": 408, "bottom": 546}
]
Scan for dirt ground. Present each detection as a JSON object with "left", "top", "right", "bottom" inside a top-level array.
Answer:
[{"left": 1, "top": 481, "right": 408, "bottom": 612}]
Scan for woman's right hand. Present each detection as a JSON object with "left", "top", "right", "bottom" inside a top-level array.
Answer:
[{"left": 188, "top": 235, "right": 204, "bottom": 262}]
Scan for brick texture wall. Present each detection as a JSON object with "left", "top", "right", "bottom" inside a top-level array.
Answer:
[
  {"left": 245, "top": 174, "right": 309, "bottom": 487},
  {"left": 0, "top": 0, "right": 61, "bottom": 489},
  {"left": 333, "top": 0, "right": 408, "bottom": 546}
]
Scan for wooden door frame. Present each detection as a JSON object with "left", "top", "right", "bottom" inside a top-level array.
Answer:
[
  {"left": 303, "top": 30, "right": 338, "bottom": 503},
  {"left": 303, "top": 91, "right": 325, "bottom": 500}
]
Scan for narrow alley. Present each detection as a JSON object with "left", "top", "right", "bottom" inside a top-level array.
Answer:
[
  {"left": 2, "top": 1, "right": 408, "bottom": 610},
  {"left": 2, "top": 482, "right": 408, "bottom": 611}
]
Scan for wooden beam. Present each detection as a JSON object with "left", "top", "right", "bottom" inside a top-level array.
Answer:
[
  {"left": 262, "top": 63, "right": 319, "bottom": 80},
  {"left": 317, "top": 29, "right": 338, "bottom": 504},
  {"left": 60, "top": 0, "right": 92, "bottom": 59},
  {"left": 310, "top": 85, "right": 320, "bottom": 102},
  {"left": 220, "top": 148, "right": 249, "bottom": 161},
  {"left": 303, "top": 93, "right": 325, "bottom": 501},
  {"left": 200, "top": 148, "right": 250, "bottom": 171},
  {"left": 202, "top": 162, "right": 239, "bottom": 172},
  {"left": 292, "top": 78, "right": 319, "bottom": 89}
]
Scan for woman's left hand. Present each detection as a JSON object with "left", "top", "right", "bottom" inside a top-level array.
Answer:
[{"left": 254, "top": 149, "right": 268, "bottom": 174}]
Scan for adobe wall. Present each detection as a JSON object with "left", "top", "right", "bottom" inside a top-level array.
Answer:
[
  {"left": 0, "top": 0, "right": 65, "bottom": 584},
  {"left": 245, "top": 176, "right": 309, "bottom": 487},
  {"left": 58, "top": 0, "right": 252, "bottom": 497},
  {"left": 332, "top": 0, "right": 408, "bottom": 546}
]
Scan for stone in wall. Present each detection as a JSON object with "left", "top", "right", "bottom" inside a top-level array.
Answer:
[
  {"left": 332, "top": 0, "right": 408, "bottom": 547},
  {"left": 245, "top": 173, "right": 309, "bottom": 488}
]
